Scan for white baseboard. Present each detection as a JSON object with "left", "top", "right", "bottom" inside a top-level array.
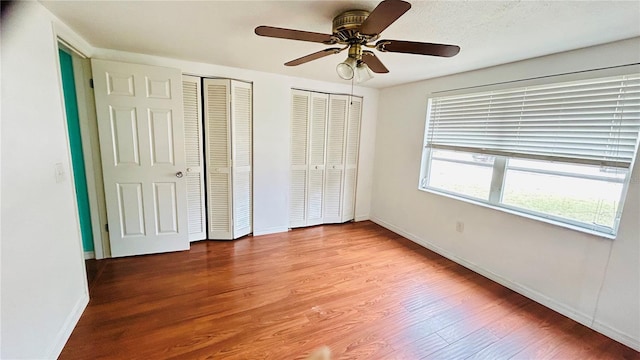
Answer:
[
  {"left": 253, "top": 226, "right": 289, "bottom": 236},
  {"left": 83, "top": 251, "right": 95, "bottom": 260},
  {"left": 46, "top": 292, "right": 89, "bottom": 359},
  {"left": 369, "top": 216, "right": 638, "bottom": 351},
  {"left": 354, "top": 214, "right": 370, "bottom": 222},
  {"left": 592, "top": 320, "right": 640, "bottom": 351}
]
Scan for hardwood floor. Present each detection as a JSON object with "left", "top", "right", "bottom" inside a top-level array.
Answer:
[{"left": 63, "top": 221, "right": 638, "bottom": 359}]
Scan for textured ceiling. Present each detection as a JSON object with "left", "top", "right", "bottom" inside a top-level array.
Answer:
[{"left": 40, "top": 1, "right": 640, "bottom": 88}]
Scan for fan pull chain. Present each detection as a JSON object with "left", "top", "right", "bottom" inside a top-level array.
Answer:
[{"left": 350, "top": 75, "right": 355, "bottom": 105}]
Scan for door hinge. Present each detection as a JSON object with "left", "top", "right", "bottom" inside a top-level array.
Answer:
[
  {"left": 104, "top": 223, "right": 109, "bottom": 232},
  {"left": 89, "top": 78, "right": 94, "bottom": 88}
]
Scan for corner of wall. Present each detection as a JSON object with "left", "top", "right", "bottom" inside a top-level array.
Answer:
[{"left": 1, "top": 2, "right": 92, "bottom": 357}]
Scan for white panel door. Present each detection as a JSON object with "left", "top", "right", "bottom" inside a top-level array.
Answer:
[
  {"left": 306, "top": 92, "right": 328, "bottom": 226},
  {"left": 231, "top": 80, "right": 253, "bottom": 238},
  {"left": 324, "top": 94, "right": 349, "bottom": 223},
  {"left": 92, "top": 59, "right": 188, "bottom": 257},
  {"left": 182, "top": 75, "right": 206, "bottom": 241},
  {"left": 341, "top": 97, "right": 362, "bottom": 222},
  {"left": 203, "top": 79, "right": 233, "bottom": 239},
  {"left": 290, "top": 90, "right": 310, "bottom": 228}
]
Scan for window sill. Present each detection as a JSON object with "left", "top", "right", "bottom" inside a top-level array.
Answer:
[{"left": 418, "top": 186, "right": 617, "bottom": 240}]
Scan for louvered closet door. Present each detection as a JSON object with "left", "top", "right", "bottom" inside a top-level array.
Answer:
[
  {"left": 231, "top": 80, "right": 252, "bottom": 238},
  {"left": 290, "top": 90, "right": 310, "bottom": 228},
  {"left": 324, "top": 94, "right": 349, "bottom": 223},
  {"left": 182, "top": 75, "right": 206, "bottom": 241},
  {"left": 203, "top": 79, "right": 233, "bottom": 239},
  {"left": 341, "top": 97, "right": 362, "bottom": 222},
  {"left": 306, "top": 92, "right": 329, "bottom": 226}
]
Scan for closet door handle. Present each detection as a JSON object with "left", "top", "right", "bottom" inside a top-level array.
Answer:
[{"left": 175, "top": 171, "right": 184, "bottom": 178}]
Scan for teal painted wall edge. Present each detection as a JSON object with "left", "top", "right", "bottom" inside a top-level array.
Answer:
[{"left": 59, "top": 49, "right": 94, "bottom": 252}]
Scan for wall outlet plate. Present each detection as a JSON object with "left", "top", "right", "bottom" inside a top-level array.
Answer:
[{"left": 55, "top": 162, "right": 65, "bottom": 183}]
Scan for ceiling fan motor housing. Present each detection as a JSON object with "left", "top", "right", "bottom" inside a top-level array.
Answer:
[{"left": 332, "top": 10, "right": 378, "bottom": 44}]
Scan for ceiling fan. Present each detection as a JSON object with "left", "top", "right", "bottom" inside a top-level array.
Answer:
[{"left": 255, "top": 0, "right": 460, "bottom": 83}]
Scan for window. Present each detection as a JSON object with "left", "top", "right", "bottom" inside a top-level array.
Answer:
[
  {"left": 425, "top": 149, "right": 495, "bottom": 200},
  {"left": 419, "top": 74, "right": 640, "bottom": 237}
]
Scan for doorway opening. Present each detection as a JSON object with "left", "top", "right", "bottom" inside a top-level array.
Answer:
[
  {"left": 57, "top": 39, "right": 111, "bottom": 290},
  {"left": 59, "top": 47, "right": 94, "bottom": 257}
]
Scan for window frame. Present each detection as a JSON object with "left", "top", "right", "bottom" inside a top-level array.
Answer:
[
  {"left": 420, "top": 148, "right": 631, "bottom": 238},
  {"left": 419, "top": 72, "right": 640, "bottom": 239}
]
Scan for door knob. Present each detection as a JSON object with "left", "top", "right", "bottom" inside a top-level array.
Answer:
[{"left": 176, "top": 171, "right": 184, "bottom": 178}]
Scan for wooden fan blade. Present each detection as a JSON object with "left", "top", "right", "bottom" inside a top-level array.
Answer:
[
  {"left": 255, "top": 26, "right": 335, "bottom": 44},
  {"left": 362, "top": 51, "right": 389, "bottom": 73},
  {"left": 285, "top": 48, "right": 344, "bottom": 66},
  {"left": 377, "top": 39, "right": 460, "bottom": 57},
  {"left": 359, "top": 0, "right": 411, "bottom": 36}
]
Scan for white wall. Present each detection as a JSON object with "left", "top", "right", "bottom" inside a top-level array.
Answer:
[
  {"left": 91, "top": 48, "right": 380, "bottom": 236},
  {"left": 371, "top": 37, "right": 640, "bottom": 350},
  {"left": 1, "top": 2, "right": 90, "bottom": 358}
]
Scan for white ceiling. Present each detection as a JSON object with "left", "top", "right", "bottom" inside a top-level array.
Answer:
[{"left": 41, "top": 0, "right": 640, "bottom": 89}]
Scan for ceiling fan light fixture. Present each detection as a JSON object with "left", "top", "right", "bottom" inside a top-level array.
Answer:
[
  {"left": 256, "top": 0, "right": 461, "bottom": 80},
  {"left": 355, "top": 62, "right": 374, "bottom": 83},
  {"left": 336, "top": 57, "right": 357, "bottom": 80}
]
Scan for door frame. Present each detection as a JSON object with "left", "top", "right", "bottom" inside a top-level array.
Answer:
[{"left": 54, "top": 29, "right": 110, "bottom": 259}]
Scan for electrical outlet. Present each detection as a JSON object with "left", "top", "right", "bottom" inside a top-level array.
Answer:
[{"left": 455, "top": 221, "right": 464, "bottom": 233}]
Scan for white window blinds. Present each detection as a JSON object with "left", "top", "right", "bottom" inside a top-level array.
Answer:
[{"left": 426, "top": 74, "right": 640, "bottom": 168}]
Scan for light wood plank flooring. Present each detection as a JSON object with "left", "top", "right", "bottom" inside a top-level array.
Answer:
[{"left": 63, "top": 221, "right": 639, "bottom": 359}]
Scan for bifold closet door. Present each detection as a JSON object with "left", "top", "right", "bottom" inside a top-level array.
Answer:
[
  {"left": 289, "top": 90, "right": 310, "bottom": 228},
  {"left": 289, "top": 91, "right": 362, "bottom": 228},
  {"left": 306, "top": 92, "right": 329, "bottom": 226},
  {"left": 323, "top": 94, "right": 349, "bottom": 223},
  {"left": 231, "top": 80, "right": 253, "bottom": 238},
  {"left": 203, "top": 78, "right": 253, "bottom": 239},
  {"left": 182, "top": 75, "right": 206, "bottom": 241},
  {"left": 341, "top": 97, "right": 362, "bottom": 222},
  {"left": 203, "top": 79, "right": 233, "bottom": 239}
]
